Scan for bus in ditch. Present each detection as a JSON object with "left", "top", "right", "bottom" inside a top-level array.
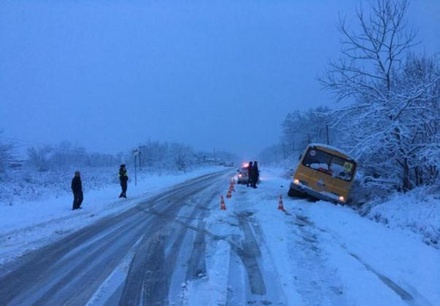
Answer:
[{"left": 288, "top": 143, "right": 357, "bottom": 204}]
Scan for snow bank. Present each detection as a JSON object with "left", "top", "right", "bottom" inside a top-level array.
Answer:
[{"left": 362, "top": 189, "right": 440, "bottom": 248}]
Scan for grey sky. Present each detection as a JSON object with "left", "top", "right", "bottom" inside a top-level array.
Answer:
[{"left": 1, "top": 0, "right": 439, "bottom": 159}]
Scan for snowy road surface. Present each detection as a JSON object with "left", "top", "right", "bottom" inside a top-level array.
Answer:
[{"left": 0, "top": 169, "right": 438, "bottom": 305}]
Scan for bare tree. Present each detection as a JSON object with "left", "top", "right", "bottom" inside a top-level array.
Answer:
[{"left": 322, "top": 0, "right": 417, "bottom": 100}]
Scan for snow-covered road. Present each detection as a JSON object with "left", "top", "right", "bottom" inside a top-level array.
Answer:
[{"left": 0, "top": 168, "right": 438, "bottom": 305}]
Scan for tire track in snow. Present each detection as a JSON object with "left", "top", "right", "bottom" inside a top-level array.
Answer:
[
  {"left": 222, "top": 186, "right": 288, "bottom": 305},
  {"left": 235, "top": 212, "right": 265, "bottom": 295},
  {"left": 288, "top": 211, "right": 347, "bottom": 306},
  {"left": 0, "top": 170, "right": 233, "bottom": 306},
  {"left": 293, "top": 208, "right": 432, "bottom": 306},
  {"left": 118, "top": 170, "right": 230, "bottom": 305}
]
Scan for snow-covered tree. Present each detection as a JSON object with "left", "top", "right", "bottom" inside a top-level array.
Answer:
[
  {"left": 281, "top": 106, "right": 335, "bottom": 157},
  {"left": 27, "top": 142, "right": 121, "bottom": 170},
  {"left": 391, "top": 54, "right": 440, "bottom": 187},
  {"left": 85, "top": 152, "right": 122, "bottom": 168},
  {"left": 258, "top": 143, "right": 296, "bottom": 168},
  {"left": 138, "top": 141, "right": 169, "bottom": 172},
  {"left": 138, "top": 140, "right": 198, "bottom": 172},
  {"left": 0, "top": 131, "right": 14, "bottom": 173},
  {"left": 27, "top": 145, "right": 53, "bottom": 172},
  {"left": 50, "top": 141, "right": 86, "bottom": 169},
  {"left": 168, "top": 143, "right": 195, "bottom": 172},
  {"left": 281, "top": 110, "right": 308, "bottom": 158},
  {"left": 320, "top": 0, "right": 440, "bottom": 191}
]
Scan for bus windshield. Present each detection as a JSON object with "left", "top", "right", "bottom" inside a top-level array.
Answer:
[{"left": 302, "top": 147, "right": 356, "bottom": 181}]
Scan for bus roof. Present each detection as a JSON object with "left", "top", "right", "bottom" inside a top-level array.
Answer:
[{"left": 307, "top": 143, "right": 356, "bottom": 162}]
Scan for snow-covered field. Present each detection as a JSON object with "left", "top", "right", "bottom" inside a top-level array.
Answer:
[{"left": 1, "top": 166, "right": 439, "bottom": 305}]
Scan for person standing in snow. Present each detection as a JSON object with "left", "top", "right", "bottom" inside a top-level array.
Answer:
[
  {"left": 246, "top": 161, "right": 253, "bottom": 187},
  {"left": 71, "top": 171, "right": 83, "bottom": 210},
  {"left": 119, "top": 164, "right": 128, "bottom": 198},
  {"left": 251, "top": 161, "right": 259, "bottom": 188}
]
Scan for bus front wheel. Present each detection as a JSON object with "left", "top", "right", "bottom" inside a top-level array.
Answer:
[{"left": 288, "top": 188, "right": 303, "bottom": 198}]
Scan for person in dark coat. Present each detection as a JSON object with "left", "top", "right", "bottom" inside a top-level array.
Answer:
[
  {"left": 246, "top": 161, "right": 253, "bottom": 187},
  {"left": 119, "top": 164, "right": 128, "bottom": 198},
  {"left": 71, "top": 171, "right": 83, "bottom": 210},
  {"left": 251, "top": 161, "right": 259, "bottom": 188}
]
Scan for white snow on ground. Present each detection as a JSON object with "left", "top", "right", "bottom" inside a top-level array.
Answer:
[
  {"left": 0, "top": 167, "right": 224, "bottom": 265},
  {"left": 1, "top": 166, "right": 439, "bottom": 305}
]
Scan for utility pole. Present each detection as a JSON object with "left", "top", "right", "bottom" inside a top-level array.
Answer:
[
  {"left": 326, "top": 125, "right": 330, "bottom": 145},
  {"left": 132, "top": 148, "right": 139, "bottom": 186},
  {"left": 139, "top": 150, "right": 142, "bottom": 170}
]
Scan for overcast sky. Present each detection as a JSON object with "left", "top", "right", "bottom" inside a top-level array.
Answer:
[{"left": 1, "top": 0, "right": 439, "bottom": 159}]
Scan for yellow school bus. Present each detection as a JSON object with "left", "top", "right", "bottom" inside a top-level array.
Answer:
[{"left": 288, "top": 143, "right": 357, "bottom": 204}]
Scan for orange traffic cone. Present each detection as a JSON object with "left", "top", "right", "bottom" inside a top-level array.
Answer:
[
  {"left": 226, "top": 189, "right": 232, "bottom": 199},
  {"left": 278, "top": 195, "right": 285, "bottom": 211},
  {"left": 229, "top": 182, "right": 235, "bottom": 192},
  {"left": 220, "top": 195, "right": 227, "bottom": 210}
]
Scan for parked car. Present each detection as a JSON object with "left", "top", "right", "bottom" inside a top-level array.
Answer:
[{"left": 236, "top": 164, "right": 250, "bottom": 184}]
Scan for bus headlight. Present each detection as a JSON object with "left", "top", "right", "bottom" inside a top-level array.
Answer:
[
  {"left": 339, "top": 196, "right": 345, "bottom": 202},
  {"left": 294, "top": 179, "right": 300, "bottom": 185}
]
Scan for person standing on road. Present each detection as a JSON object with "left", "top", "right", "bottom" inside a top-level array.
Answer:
[
  {"left": 247, "top": 161, "right": 253, "bottom": 187},
  {"left": 71, "top": 171, "right": 83, "bottom": 210},
  {"left": 119, "top": 164, "right": 128, "bottom": 198},
  {"left": 251, "top": 161, "right": 259, "bottom": 188}
]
